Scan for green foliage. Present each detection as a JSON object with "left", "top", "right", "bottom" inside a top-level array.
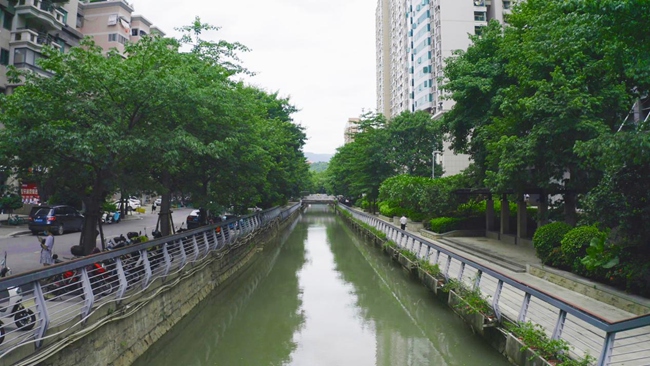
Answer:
[
  {"left": 581, "top": 233, "right": 620, "bottom": 271},
  {"left": 429, "top": 217, "right": 462, "bottom": 233},
  {"left": 102, "top": 202, "right": 118, "bottom": 213},
  {"left": 533, "top": 222, "right": 572, "bottom": 265},
  {"left": 505, "top": 321, "right": 595, "bottom": 365},
  {"left": 309, "top": 162, "right": 328, "bottom": 173},
  {"left": 0, "top": 193, "right": 23, "bottom": 212},
  {"left": 399, "top": 249, "right": 418, "bottom": 262},
  {"left": 419, "top": 261, "right": 441, "bottom": 277},
  {"left": 443, "top": 278, "right": 494, "bottom": 316},
  {"left": 378, "top": 201, "right": 402, "bottom": 217},
  {"left": 561, "top": 226, "right": 603, "bottom": 274}
]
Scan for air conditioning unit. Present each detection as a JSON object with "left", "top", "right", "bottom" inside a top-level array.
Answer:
[{"left": 107, "top": 14, "right": 118, "bottom": 26}]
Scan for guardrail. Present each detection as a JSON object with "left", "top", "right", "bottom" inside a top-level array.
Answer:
[
  {"left": 0, "top": 203, "right": 301, "bottom": 362},
  {"left": 338, "top": 204, "right": 650, "bottom": 366}
]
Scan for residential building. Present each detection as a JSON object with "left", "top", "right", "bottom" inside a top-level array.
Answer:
[
  {"left": 375, "top": 0, "right": 409, "bottom": 118},
  {"left": 0, "top": 0, "right": 164, "bottom": 94},
  {"left": 376, "top": 0, "right": 517, "bottom": 176},
  {"left": 344, "top": 118, "right": 361, "bottom": 144},
  {"left": 78, "top": 0, "right": 164, "bottom": 55},
  {"left": 0, "top": 0, "right": 84, "bottom": 94}
]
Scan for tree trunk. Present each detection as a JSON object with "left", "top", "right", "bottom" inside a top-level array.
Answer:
[
  {"left": 564, "top": 191, "right": 577, "bottom": 227},
  {"left": 159, "top": 191, "right": 172, "bottom": 236},
  {"left": 80, "top": 196, "right": 102, "bottom": 255}
]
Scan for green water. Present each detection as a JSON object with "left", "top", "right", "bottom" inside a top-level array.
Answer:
[{"left": 132, "top": 205, "right": 511, "bottom": 366}]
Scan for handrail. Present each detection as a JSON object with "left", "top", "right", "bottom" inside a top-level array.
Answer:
[
  {"left": 0, "top": 203, "right": 300, "bottom": 362},
  {"left": 337, "top": 203, "right": 650, "bottom": 366}
]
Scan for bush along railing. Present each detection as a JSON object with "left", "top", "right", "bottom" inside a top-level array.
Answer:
[
  {"left": 505, "top": 321, "right": 596, "bottom": 366},
  {"left": 336, "top": 203, "right": 650, "bottom": 366},
  {"left": 442, "top": 277, "right": 497, "bottom": 335},
  {"left": 0, "top": 204, "right": 300, "bottom": 363}
]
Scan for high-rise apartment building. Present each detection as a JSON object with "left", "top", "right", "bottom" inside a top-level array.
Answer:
[
  {"left": 376, "top": 0, "right": 516, "bottom": 176},
  {"left": 344, "top": 117, "right": 361, "bottom": 144},
  {"left": 0, "top": 0, "right": 163, "bottom": 94}
]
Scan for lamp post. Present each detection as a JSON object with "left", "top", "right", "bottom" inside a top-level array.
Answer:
[{"left": 432, "top": 150, "right": 442, "bottom": 179}]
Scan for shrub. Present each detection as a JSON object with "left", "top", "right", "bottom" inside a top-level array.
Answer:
[
  {"left": 378, "top": 201, "right": 402, "bottom": 217},
  {"left": 533, "top": 222, "right": 572, "bottom": 265},
  {"left": 429, "top": 217, "right": 461, "bottom": 233},
  {"left": 561, "top": 226, "right": 603, "bottom": 274}
]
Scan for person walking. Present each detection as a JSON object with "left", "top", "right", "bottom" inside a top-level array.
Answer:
[
  {"left": 400, "top": 215, "right": 407, "bottom": 230},
  {"left": 152, "top": 202, "right": 157, "bottom": 214},
  {"left": 39, "top": 230, "right": 54, "bottom": 266}
]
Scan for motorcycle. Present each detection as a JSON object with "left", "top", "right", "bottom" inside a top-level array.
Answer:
[
  {"left": 0, "top": 252, "right": 36, "bottom": 345},
  {"left": 101, "top": 211, "right": 121, "bottom": 224}
]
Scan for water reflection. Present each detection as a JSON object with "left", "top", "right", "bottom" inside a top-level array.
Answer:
[{"left": 133, "top": 205, "right": 510, "bottom": 366}]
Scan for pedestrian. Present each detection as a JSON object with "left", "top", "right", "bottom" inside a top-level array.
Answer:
[
  {"left": 400, "top": 215, "right": 407, "bottom": 230},
  {"left": 39, "top": 230, "right": 54, "bottom": 266},
  {"left": 152, "top": 202, "right": 157, "bottom": 214}
]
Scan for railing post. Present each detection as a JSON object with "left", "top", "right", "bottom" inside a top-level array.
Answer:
[
  {"left": 80, "top": 267, "right": 94, "bottom": 319},
  {"left": 115, "top": 257, "right": 128, "bottom": 300},
  {"left": 473, "top": 270, "right": 482, "bottom": 290},
  {"left": 192, "top": 236, "right": 200, "bottom": 262},
  {"left": 32, "top": 281, "right": 49, "bottom": 348},
  {"left": 457, "top": 262, "right": 465, "bottom": 281},
  {"left": 492, "top": 279, "right": 503, "bottom": 321},
  {"left": 178, "top": 239, "right": 187, "bottom": 269},
  {"left": 518, "top": 292, "right": 531, "bottom": 323},
  {"left": 434, "top": 250, "right": 441, "bottom": 265},
  {"left": 220, "top": 228, "right": 226, "bottom": 248},
  {"left": 212, "top": 229, "right": 219, "bottom": 250},
  {"left": 597, "top": 332, "right": 616, "bottom": 366},
  {"left": 141, "top": 250, "right": 152, "bottom": 288},
  {"left": 552, "top": 309, "right": 567, "bottom": 340},
  {"left": 202, "top": 232, "right": 210, "bottom": 258},
  {"left": 444, "top": 255, "right": 452, "bottom": 279},
  {"left": 162, "top": 243, "right": 172, "bottom": 279}
]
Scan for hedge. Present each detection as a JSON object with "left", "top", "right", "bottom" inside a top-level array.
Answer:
[
  {"left": 429, "top": 217, "right": 462, "bottom": 233},
  {"left": 561, "top": 226, "right": 603, "bottom": 274},
  {"left": 533, "top": 222, "right": 572, "bottom": 266}
]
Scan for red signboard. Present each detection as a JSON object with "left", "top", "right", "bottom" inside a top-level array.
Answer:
[{"left": 21, "top": 183, "right": 40, "bottom": 204}]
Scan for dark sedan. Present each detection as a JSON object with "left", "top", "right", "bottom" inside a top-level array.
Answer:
[{"left": 28, "top": 205, "right": 84, "bottom": 235}]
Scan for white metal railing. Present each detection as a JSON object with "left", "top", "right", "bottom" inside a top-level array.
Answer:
[
  {"left": 15, "top": 0, "right": 66, "bottom": 27},
  {"left": 0, "top": 203, "right": 300, "bottom": 361},
  {"left": 339, "top": 204, "right": 650, "bottom": 366}
]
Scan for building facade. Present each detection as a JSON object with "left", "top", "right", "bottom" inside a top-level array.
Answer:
[
  {"left": 0, "top": 0, "right": 163, "bottom": 94},
  {"left": 344, "top": 117, "right": 361, "bottom": 144},
  {"left": 376, "top": 0, "right": 516, "bottom": 176}
]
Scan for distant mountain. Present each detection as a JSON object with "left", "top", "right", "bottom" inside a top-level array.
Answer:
[{"left": 304, "top": 152, "right": 333, "bottom": 163}]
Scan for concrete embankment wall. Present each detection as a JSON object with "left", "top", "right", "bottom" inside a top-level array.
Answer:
[
  {"left": 337, "top": 209, "right": 556, "bottom": 366},
  {"left": 19, "top": 211, "right": 298, "bottom": 366}
]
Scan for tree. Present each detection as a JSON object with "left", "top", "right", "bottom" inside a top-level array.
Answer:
[
  {"left": 0, "top": 36, "right": 195, "bottom": 253},
  {"left": 385, "top": 110, "right": 444, "bottom": 177}
]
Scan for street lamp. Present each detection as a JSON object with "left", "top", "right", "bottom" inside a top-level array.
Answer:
[{"left": 432, "top": 150, "right": 442, "bottom": 179}]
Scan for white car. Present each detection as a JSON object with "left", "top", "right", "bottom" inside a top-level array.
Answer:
[{"left": 114, "top": 199, "right": 140, "bottom": 211}]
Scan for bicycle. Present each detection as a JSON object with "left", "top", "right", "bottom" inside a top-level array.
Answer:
[{"left": 7, "top": 215, "right": 26, "bottom": 225}]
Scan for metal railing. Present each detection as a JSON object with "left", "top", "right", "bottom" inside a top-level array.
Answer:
[
  {"left": 338, "top": 204, "right": 650, "bottom": 366},
  {"left": 0, "top": 203, "right": 300, "bottom": 362}
]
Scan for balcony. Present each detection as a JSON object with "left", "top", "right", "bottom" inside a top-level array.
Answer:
[
  {"left": 10, "top": 29, "right": 43, "bottom": 50},
  {"left": 15, "top": 0, "right": 66, "bottom": 31}
]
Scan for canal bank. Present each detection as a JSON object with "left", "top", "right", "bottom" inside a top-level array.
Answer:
[
  {"left": 133, "top": 204, "right": 510, "bottom": 366},
  {"left": 24, "top": 206, "right": 301, "bottom": 366}
]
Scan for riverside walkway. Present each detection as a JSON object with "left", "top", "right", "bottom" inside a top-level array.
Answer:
[{"left": 342, "top": 205, "right": 650, "bottom": 366}]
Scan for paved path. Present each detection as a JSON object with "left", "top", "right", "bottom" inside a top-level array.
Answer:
[{"left": 367, "top": 211, "right": 650, "bottom": 365}]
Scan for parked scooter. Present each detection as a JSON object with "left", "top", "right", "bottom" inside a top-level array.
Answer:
[{"left": 0, "top": 252, "right": 36, "bottom": 345}]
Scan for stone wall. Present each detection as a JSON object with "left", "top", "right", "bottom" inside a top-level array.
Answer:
[{"left": 16, "top": 212, "right": 297, "bottom": 366}]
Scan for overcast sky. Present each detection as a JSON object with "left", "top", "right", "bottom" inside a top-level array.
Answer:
[{"left": 131, "top": 0, "right": 377, "bottom": 154}]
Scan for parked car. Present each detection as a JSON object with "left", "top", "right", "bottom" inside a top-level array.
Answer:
[
  {"left": 28, "top": 205, "right": 84, "bottom": 235},
  {"left": 186, "top": 210, "right": 201, "bottom": 229},
  {"left": 114, "top": 198, "right": 140, "bottom": 211}
]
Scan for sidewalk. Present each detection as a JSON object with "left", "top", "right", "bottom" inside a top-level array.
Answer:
[{"left": 0, "top": 210, "right": 152, "bottom": 239}]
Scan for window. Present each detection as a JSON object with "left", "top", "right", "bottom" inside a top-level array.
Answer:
[
  {"left": 108, "top": 33, "right": 128, "bottom": 44},
  {"left": 503, "top": 1, "right": 511, "bottom": 9},
  {"left": 108, "top": 33, "right": 117, "bottom": 42},
  {"left": 2, "top": 8, "right": 13, "bottom": 30},
  {"left": 475, "top": 26, "right": 484, "bottom": 35},
  {"left": 131, "top": 28, "right": 139, "bottom": 36},
  {"left": 474, "top": 12, "right": 486, "bottom": 21},
  {"left": 0, "top": 48, "right": 9, "bottom": 66}
]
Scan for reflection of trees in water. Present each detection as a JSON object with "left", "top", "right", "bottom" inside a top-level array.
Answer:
[
  {"left": 133, "top": 218, "right": 308, "bottom": 366},
  {"left": 326, "top": 220, "right": 508, "bottom": 366}
]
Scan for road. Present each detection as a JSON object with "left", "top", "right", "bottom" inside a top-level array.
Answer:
[{"left": 0, "top": 208, "right": 193, "bottom": 275}]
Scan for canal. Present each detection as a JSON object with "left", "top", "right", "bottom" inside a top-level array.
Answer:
[{"left": 132, "top": 205, "right": 511, "bottom": 366}]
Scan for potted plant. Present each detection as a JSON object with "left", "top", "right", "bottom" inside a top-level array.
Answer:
[
  {"left": 417, "top": 261, "right": 445, "bottom": 294},
  {"left": 397, "top": 249, "right": 418, "bottom": 272},
  {"left": 443, "top": 278, "right": 498, "bottom": 335}
]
